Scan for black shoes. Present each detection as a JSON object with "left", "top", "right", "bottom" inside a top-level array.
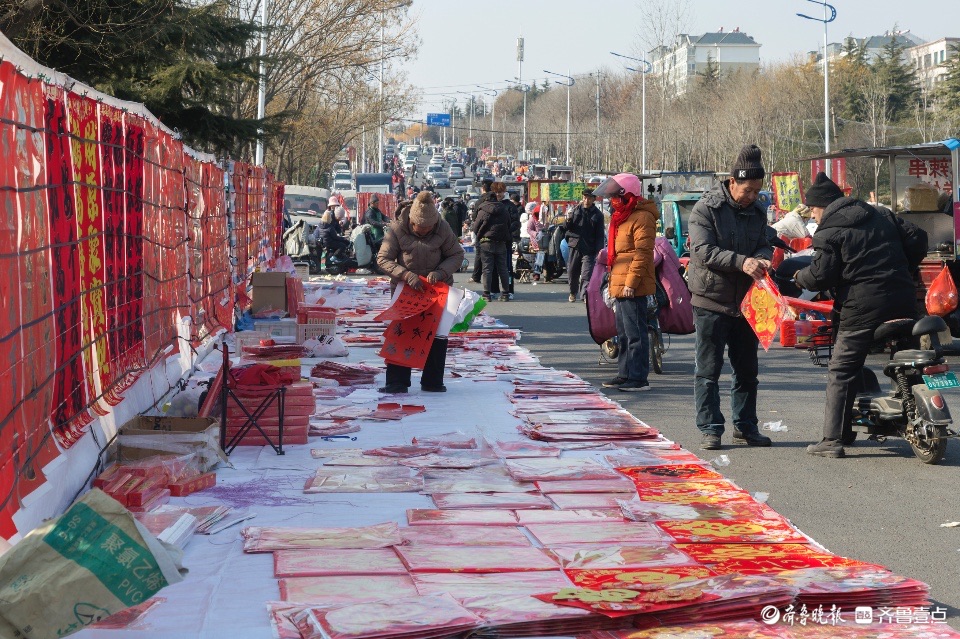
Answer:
[
  {"left": 701, "top": 434, "right": 722, "bottom": 450},
  {"left": 378, "top": 384, "right": 407, "bottom": 394},
  {"left": 499, "top": 294, "right": 510, "bottom": 302},
  {"left": 602, "top": 377, "right": 628, "bottom": 388},
  {"left": 421, "top": 385, "right": 447, "bottom": 393},
  {"left": 807, "top": 438, "right": 845, "bottom": 458},
  {"left": 618, "top": 381, "right": 651, "bottom": 392},
  {"left": 732, "top": 429, "right": 772, "bottom": 447}
]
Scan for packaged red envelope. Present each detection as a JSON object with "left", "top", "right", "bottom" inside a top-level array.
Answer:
[
  {"left": 395, "top": 544, "right": 558, "bottom": 573},
  {"left": 274, "top": 548, "right": 407, "bottom": 577},
  {"left": 524, "top": 522, "right": 669, "bottom": 547},
  {"left": 279, "top": 575, "right": 418, "bottom": 605},
  {"left": 399, "top": 524, "right": 531, "bottom": 547},
  {"left": 290, "top": 593, "right": 481, "bottom": 639},
  {"left": 406, "top": 509, "right": 519, "bottom": 526},
  {"left": 617, "top": 464, "right": 727, "bottom": 484},
  {"left": 655, "top": 518, "right": 807, "bottom": 544},
  {"left": 565, "top": 565, "right": 716, "bottom": 590},
  {"left": 546, "top": 545, "right": 694, "bottom": 570}
]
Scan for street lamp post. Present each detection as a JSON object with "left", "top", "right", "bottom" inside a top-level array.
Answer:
[
  {"left": 798, "top": 0, "right": 837, "bottom": 177},
  {"left": 611, "top": 51, "right": 652, "bottom": 174},
  {"left": 544, "top": 69, "right": 575, "bottom": 165},
  {"left": 477, "top": 86, "right": 498, "bottom": 154}
]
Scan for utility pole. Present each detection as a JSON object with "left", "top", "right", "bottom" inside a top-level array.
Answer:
[
  {"left": 517, "top": 35, "right": 526, "bottom": 159},
  {"left": 612, "top": 51, "right": 652, "bottom": 174},
  {"left": 255, "top": 0, "right": 268, "bottom": 165}
]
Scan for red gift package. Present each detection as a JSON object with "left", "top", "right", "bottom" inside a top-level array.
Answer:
[{"left": 168, "top": 471, "right": 217, "bottom": 496}]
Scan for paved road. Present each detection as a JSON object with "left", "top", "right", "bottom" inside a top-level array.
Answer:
[{"left": 458, "top": 271, "right": 960, "bottom": 628}]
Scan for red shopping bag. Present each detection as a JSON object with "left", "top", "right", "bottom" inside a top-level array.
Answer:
[
  {"left": 740, "top": 274, "right": 786, "bottom": 351},
  {"left": 925, "top": 266, "right": 958, "bottom": 317}
]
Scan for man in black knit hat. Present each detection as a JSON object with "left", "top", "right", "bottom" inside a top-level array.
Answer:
[
  {"left": 794, "top": 172, "right": 927, "bottom": 458},
  {"left": 688, "top": 144, "right": 774, "bottom": 451}
]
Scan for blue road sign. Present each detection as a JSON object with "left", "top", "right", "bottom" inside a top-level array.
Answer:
[{"left": 426, "top": 113, "right": 451, "bottom": 127}]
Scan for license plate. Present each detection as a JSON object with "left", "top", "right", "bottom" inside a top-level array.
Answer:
[{"left": 923, "top": 372, "right": 960, "bottom": 390}]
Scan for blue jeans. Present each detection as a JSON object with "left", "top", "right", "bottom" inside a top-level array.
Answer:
[
  {"left": 693, "top": 307, "right": 760, "bottom": 436},
  {"left": 615, "top": 296, "right": 649, "bottom": 383}
]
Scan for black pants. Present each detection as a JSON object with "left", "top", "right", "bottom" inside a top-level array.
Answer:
[
  {"left": 385, "top": 337, "right": 449, "bottom": 389},
  {"left": 480, "top": 242, "right": 510, "bottom": 296},
  {"left": 567, "top": 247, "right": 595, "bottom": 300},
  {"left": 822, "top": 329, "right": 873, "bottom": 440}
]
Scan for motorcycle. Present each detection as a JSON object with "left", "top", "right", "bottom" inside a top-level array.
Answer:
[
  {"left": 324, "top": 224, "right": 383, "bottom": 275},
  {"left": 810, "top": 315, "right": 957, "bottom": 464}
]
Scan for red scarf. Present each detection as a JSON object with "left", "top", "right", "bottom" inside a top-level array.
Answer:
[{"left": 607, "top": 194, "right": 640, "bottom": 269}]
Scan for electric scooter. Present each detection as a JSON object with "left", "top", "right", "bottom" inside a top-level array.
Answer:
[
  {"left": 810, "top": 315, "right": 958, "bottom": 464},
  {"left": 324, "top": 224, "right": 382, "bottom": 275}
]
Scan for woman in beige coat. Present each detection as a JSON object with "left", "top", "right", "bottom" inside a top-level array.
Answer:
[
  {"left": 592, "top": 173, "right": 659, "bottom": 392},
  {"left": 377, "top": 192, "right": 465, "bottom": 393}
]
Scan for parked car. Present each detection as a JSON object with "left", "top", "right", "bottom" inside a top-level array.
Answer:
[{"left": 453, "top": 179, "right": 472, "bottom": 195}]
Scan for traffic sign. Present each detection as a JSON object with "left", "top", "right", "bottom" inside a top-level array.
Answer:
[{"left": 426, "top": 113, "right": 451, "bottom": 127}]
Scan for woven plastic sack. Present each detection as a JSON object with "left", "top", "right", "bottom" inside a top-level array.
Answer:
[{"left": 925, "top": 266, "right": 958, "bottom": 316}]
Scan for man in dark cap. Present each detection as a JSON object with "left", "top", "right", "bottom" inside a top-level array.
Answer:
[
  {"left": 471, "top": 176, "right": 497, "bottom": 285},
  {"left": 794, "top": 172, "right": 927, "bottom": 458},
  {"left": 688, "top": 144, "right": 774, "bottom": 451},
  {"left": 564, "top": 188, "right": 606, "bottom": 302}
]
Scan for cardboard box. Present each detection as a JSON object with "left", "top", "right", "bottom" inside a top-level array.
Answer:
[
  {"left": 115, "top": 416, "right": 227, "bottom": 473},
  {"left": 251, "top": 272, "right": 288, "bottom": 313}
]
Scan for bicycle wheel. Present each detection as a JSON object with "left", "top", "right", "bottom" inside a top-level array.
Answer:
[{"left": 649, "top": 326, "right": 664, "bottom": 374}]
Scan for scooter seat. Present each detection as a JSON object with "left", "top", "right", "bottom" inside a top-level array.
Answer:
[{"left": 889, "top": 349, "right": 938, "bottom": 367}]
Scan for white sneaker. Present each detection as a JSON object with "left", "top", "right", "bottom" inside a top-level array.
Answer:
[{"left": 508, "top": 293, "right": 514, "bottom": 300}]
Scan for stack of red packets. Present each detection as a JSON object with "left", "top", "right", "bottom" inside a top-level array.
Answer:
[
  {"left": 93, "top": 455, "right": 216, "bottom": 511},
  {"left": 224, "top": 380, "right": 313, "bottom": 446}
]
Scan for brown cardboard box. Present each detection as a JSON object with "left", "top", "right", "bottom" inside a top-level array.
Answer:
[
  {"left": 115, "top": 416, "right": 228, "bottom": 472},
  {"left": 251, "top": 272, "right": 288, "bottom": 313}
]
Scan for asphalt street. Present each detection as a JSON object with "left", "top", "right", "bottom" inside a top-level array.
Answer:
[{"left": 459, "top": 270, "right": 960, "bottom": 629}]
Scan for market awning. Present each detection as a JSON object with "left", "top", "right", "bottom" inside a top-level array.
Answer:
[{"left": 800, "top": 138, "right": 960, "bottom": 162}]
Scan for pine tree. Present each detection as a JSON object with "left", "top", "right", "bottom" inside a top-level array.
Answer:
[
  {"left": 1, "top": 0, "right": 281, "bottom": 155},
  {"left": 871, "top": 30, "right": 921, "bottom": 122},
  {"left": 833, "top": 36, "right": 870, "bottom": 121},
  {"left": 697, "top": 55, "right": 720, "bottom": 92},
  {"left": 935, "top": 42, "right": 960, "bottom": 114}
]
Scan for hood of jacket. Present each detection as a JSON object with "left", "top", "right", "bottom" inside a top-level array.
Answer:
[{"left": 699, "top": 179, "right": 765, "bottom": 217}]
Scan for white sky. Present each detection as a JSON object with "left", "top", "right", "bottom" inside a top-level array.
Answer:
[{"left": 405, "top": 0, "right": 960, "bottom": 114}]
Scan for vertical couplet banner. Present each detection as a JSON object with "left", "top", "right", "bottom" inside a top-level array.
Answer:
[{"left": 0, "top": 56, "right": 282, "bottom": 537}]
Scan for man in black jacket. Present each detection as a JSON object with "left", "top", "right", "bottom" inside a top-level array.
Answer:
[
  {"left": 688, "top": 144, "right": 774, "bottom": 451},
  {"left": 795, "top": 172, "right": 928, "bottom": 458},
  {"left": 564, "top": 188, "right": 604, "bottom": 302},
  {"left": 471, "top": 178, "right": 494, "bottom": 285},
  {"left": 472, "top": 181, "right": 513, "bottom": 302}
]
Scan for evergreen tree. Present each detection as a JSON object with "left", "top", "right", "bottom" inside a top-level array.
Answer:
[
  {"left": 1, "top": 0, "right": 283, "bottom": 155},
  {"left": 697, "top": 55, "right": 720, "bottom": 92},
  {"left": 833, "top": 36, "right": 870, "bottom": 121},
  {"left": 935, "top": 42, "right": 960, "bottom": 114},
  {"left": 871, "top": 30, "right": 920, "bottom": 122}
]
